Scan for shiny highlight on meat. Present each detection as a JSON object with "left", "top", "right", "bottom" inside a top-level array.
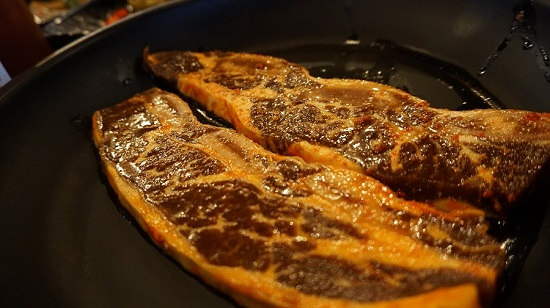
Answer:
[{"left": 93, "top": 88, "right": 504, "bottom": 307}]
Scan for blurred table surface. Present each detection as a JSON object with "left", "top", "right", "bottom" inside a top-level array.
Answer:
[{"left": 31, "top": 0, "right": 169, "bottom": 50}]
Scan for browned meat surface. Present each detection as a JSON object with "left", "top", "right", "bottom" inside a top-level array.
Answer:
[
  {"left": 143, "top": 50, "right": 550, "bottom": 218},
  {"left": 93, "top": 88, "right": 504, "bottom": 307}
]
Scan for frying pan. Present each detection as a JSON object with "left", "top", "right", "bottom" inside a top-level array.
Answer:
[{"left": 1, "top": 0, "right": 549, "bottom": 306}]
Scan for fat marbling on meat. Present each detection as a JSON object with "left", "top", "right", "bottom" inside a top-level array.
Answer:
[
  {"left": 143, "top": 50, "right": 550, "bottom": 218},
  {"left": 93, "top": 88, "right": 504, "bottom": 307}
]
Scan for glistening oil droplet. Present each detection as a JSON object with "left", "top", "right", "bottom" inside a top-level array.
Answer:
[
  {"left": 122, "top": 78, "right": 132, "bottom": 87},
  {"left": 522, "top": 38, "right": 533, "bottom": 50},
  {"left": 478, "top": 66, "right": 488, "bottom": 76},
  {"left": 541, "top": 47, "right": 549, "bottom": 67}
]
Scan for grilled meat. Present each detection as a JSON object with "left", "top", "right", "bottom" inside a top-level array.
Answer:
[
  {"left": 143, "top": 50, "right": 550, "bottom": 218},
  {"left": 93, "top": 88, "right": 504, "bottom": 307}
]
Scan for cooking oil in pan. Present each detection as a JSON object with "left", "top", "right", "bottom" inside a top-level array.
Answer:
[
  {"left": 479, "top": 0, "right": 550, "bottom": 83},
  {"left": 268, "top": 41, "right": 504, "bottom": 111}
]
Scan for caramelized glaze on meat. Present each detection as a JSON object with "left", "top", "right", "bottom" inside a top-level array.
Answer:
[
  {"left": 93, "top": 88, "right": 504, "bottom": 307},
  {"left": 144, "top": 50, "right": 550, "bottom": 218}
]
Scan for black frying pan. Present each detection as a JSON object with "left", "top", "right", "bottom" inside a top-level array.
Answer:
[{"left": 1, "top": 0, "right": 549, "bottom": 306}]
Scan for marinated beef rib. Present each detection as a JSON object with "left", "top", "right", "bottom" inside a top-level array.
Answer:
[
  {"left": 93, "top": 88, "right": 504, "bottom": 307},
  {"left": 143, "top": 50, "right": 550, "bottom": 218}
]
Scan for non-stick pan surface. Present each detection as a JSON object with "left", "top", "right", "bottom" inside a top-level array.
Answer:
[{"left": 1, "top": 0, "right": 549, "bottom": 306}]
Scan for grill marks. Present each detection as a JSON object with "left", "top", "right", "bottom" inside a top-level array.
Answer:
[
  {"left": 143, "top": 51, "right": 550, "bottom": 218},
  {"left": 94, "top": 88, "right": 505, "bottom": 306}
]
